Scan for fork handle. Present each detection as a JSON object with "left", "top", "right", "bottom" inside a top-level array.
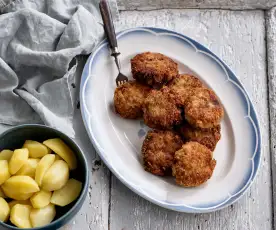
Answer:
[{"left": 99, "top": 0, "right": 120, "bottom": 56}]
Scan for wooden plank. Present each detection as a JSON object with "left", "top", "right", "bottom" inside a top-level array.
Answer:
[
  {"left": 110, "top": 9, "right": 272, "bottom": 230},
  {"left": 62, "top": 59, "right": 110, "bottom": 230},
  {"left": 117, "top": 0, "right": 275, "bottom": 10},
  {"left": 266, "top": 6, "right": 276, "bottom": 230},
  {"left": 62, "top": 109, "right": 110, "bottom": 230}
]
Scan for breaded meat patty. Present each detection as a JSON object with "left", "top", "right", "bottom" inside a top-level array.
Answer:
[
  {"left": 114, "top": 81, "right": 151, "bottom": 119},
  {"left": 178, "top": 123, "right": 221, "bottom": 151},
  {"left": 172, "top": 142, "right": 216, "bottom": 187},
  {"left": 168, "top": 74, "right": 204, "bottom": 105},
  {"left": 142, "top": 130, "right": 183, "bottom": 176},
  {"left": 185, "top": 88, "right": 224, "bottom": 128},
  {"left": 143, "top": 87, "right": 182, "bottom": 129},
  {"left": 131, "top": 52, "right": 178, "bottom": 88}
]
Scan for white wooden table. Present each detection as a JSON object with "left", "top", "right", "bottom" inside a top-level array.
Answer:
[{"left": 1, "top": 1, "right": 276, "bottom": 230}]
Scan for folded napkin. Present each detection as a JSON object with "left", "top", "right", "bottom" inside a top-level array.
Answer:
[{"left": 0, "top": 0, "right": 119, "bottom": 137}]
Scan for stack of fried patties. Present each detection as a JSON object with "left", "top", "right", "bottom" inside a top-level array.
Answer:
[{"left": 113, "top": 52, "right": 224, "bottom": 187}]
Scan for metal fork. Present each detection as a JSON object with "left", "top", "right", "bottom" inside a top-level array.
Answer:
[{"left": 99, "top": 0, "right": 128, "bottom": 86}]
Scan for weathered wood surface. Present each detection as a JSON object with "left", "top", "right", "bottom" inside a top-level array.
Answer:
[
  {"left": 267, "top": 6, "right": 276, "bottom": 230},
  {"left": 110, "top": 9, "right": 272, "bottom": 230},
  {"left": 61, "top": 60, "right": 110, "bottom": 230},
  {"left": 0, "top": 8, "right": 273, "bottom": 230},
  {"left": 62, "top": 109, "right": 110, "bottom": 230},
  {"left": 117, "top": 0, "right": 276, "bottom": 10}
]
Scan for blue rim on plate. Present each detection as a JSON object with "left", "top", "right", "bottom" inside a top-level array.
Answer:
[{"left": 80, "top": 27, "right": 261, "bottom": 213}]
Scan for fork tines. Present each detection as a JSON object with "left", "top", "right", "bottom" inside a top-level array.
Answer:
[{"left": 116, "top": 80, "right": 128, "bottom": 86}]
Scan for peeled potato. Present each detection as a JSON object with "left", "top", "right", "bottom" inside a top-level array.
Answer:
[
  {"left": 23, "top": 140, "right": 51, "bottom": 158},
  {"left": 30, "top": 204, "right": 56, "bottom": 227},
  {"left": 3, "top": 176, "right": 39, "bottom": 194},
  {"left": 30, "top": 190, "right": 52, "bottom": 209},
  {"left": 42, "top": 160, "right": 69, "bottom": 191},
  {"left": 51, "top": 178, "right": 82, "bottom": 206},
  {"left": 0, "top": 150, "right": 13, "bottom": 161},
  {"left": 10, "top": 204, "right": 32, "bottom": 228},
  {"left": 9, "top": 200, "right": 31, "bottom": 209},
  {"left": 35, "top": 154, "right": 55, "bottom": 186},
  {"left": 9, "top": 148, "right": 29, "bottom": 175},
  {"left": 0, "top": 197, "right": 10, "bottom": 222},
  {"left": 2, "top": 185, "right": 33, "bottom": 200},
  {"left": 0, "top": 160, "right": 10, "bottom": 185},
  {"left": 43, "top": 138, "right": 77, "bottom": 170},
  {"left": 16, "top": 158, "right": 40, "bottom": 178}
]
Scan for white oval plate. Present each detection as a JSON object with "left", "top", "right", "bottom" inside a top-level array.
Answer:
[{"left": 80, "top": 27, "right": 261, "bottom": 213}]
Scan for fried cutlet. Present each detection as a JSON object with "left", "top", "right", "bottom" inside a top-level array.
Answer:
[
  {"left": 142, "top": 87, "right": 182, "bottom": 129},
  {"left": 172, "top": 142, "right": 216, "bottom": 187},
  {"left": 131, "top": 52, "right": 178, "bottom": 88},
  {"left": 177, "top": 123, "right": 221, "bottom": 151},
  {"left": 168, "top": 74, "right": 204, "bottom": 105},
  {"left": 185, "top": 88, "right": 224, "bottom": 128},
  {"left": 114, "top": 80, "right": 151, "bottom": 119},
  {"left": 142, "top": 130, "right": 183, "bottom": 176}
]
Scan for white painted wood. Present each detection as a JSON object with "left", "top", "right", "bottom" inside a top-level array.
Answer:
[
  {"left": 61, "top": 109, "right": 110, "bottom": 230},
  {"left": 110, "top": 9, "right": 272, "bottom": 230},
  {"left": 117, "top": 0, "right": 275, "bottom": 10},
  {"left": 266, "top": 6, "right": 276, "bottom": 230},
  {"left": 61, "top": 59, "right": 110, "bottom": 230},
  {"left": 0, "top": 7, "right": 273, "bottom": 230}
]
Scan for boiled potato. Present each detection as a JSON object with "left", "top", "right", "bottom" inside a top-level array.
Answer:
[
  {"left": 43, "top": 138, "right": 77, "bottom": 170},
  {"left": 35, "top": 154, "right": 55, "bottom": 186},
  {"left": 30, "top": 203, "right": 56, "bottom": 227},
  {"left": 0, "top": 187, "right": 7, "bottom": 198},
  {"left": 0, "top": 150, "right": 13, "bottom": 161},
  {"left": 3, "top": 176, "right": 39, "bottom": 194},
  {"left": 23, "top": 140, "right": 51, "bottom": 158},
  {"left": 30, "top": 190, "right": 52, "bottom": 209},
  {"left": 2, "top": 185, "right": 33, "bottom": 200},
  {"left": 10, "top": 204, "right": 32, "bottom": 228},
  {"left": 0, "top": 197, "right": 10, "bottom": 222},
  {"left": 16, "top": 158, "right": 40, "bottom": 178},
  {"left": 9, "top": 148, "right": 29, "bottom": 175},
  {"left": 9, "top": 200, "right": 31, "bottom": 209},
  {"left": 42, "top": 160, "right": 69, "bottom": 191},
  {"left": 0, "top": 160, "right": 10, "bottom": 185},
  {"left": 51, "top": 178, "right": 82, "bottom": 206}
]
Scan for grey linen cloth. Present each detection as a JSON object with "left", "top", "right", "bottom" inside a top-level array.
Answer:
[{"left": 0, "top": 0, "right": 119, "bottom": 137}]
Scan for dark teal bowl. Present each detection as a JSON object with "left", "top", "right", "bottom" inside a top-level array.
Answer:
[{"left": 0, "top": 124, "right": 89, "bottom": 230}]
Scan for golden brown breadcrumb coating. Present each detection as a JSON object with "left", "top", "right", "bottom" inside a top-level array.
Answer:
[
  {"left": 172, "top": 142, "right": 216, "bottom": 187},
  {"left": 168, "top": 74, "right": 204, "bottom": 105},
  {"left": 131, "top": 52, "right": 178, "bottom": 88},
  {"left": 177, "top": 123, "right": 221, "bottom": 151},
  {"left": 185, "top": 88, "right": 224, "bottom": 128},
  {"left": 114, "top": 80, "right": 151, "bottom": 119},
  {"left": 142, "top": 130, "right": 183, "bottom": 176},
  {"left": 143, "top": 87, "right": 182, "bottom": 129}
]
